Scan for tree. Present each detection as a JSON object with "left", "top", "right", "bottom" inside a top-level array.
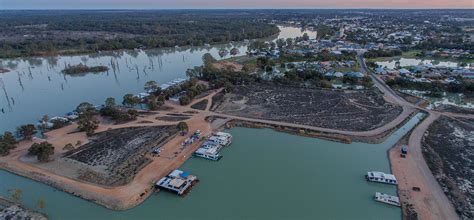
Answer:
[
  {"left": 9, "top": 189, "right": 22, "bottom": 203},
  {"left": 186, "top": 66, "right": 203, "bottom": 79},
  {"left": 144, "top": 80, "right": 159, "bottom": 92},
  {"left": 76, "top": 102, "right": 96, "bottom": 115},
  {"left": 105, "top": 97, "right": 116, "bottom": 109},
  {"left": 176, "top": 122, "right": 189, "bottom": 133},
  {"left": 28, "top": 141, "right": 54, "bottom": 162},
  {"left": 147, "top": 94, "right": 158, "bottom": 110},
  {"left": 36, "top": 198, "right": 45, "bottom": 210},
  {"left": 16, "top": 124, "right": 37, "bottom": 140},
  {"left": 122, "top": 94, "right": 140, "bottom": 107},
  {"left": 179, "top": 95, "right": 191, "bottom": 105},
  {"left": 276, "top": 38, "right": 286, "bottom": 49},
  {"left": 0, "top": 132, "right": 18, "bottom": 156},
  {"left": 77, "top": 116, "right": 99, "bottom": 136},
  {"left": 302, "top": 33, "right": 310, "bottom": 41},
  {"left": 63, "top": 143, "right": 74, "bottom": 151},
  {"left": 38, "top": 114, "right": 50, "bottom": 135}
]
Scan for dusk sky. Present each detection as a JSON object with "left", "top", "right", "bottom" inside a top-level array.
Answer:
[{"left": 1, "top": 0, "right": 473, "bottom": 9}]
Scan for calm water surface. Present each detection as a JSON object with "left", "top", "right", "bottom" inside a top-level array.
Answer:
[
  {"left": 0, "top": 26, "right": 316, "bottom": 133},
  {"left": 0, "top": 113, "right": 424, "bottom": 220},
  {"left": 376, "top": 58, "right": 469, "bottom": 69}
]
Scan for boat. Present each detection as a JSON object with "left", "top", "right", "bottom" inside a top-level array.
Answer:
[
  {"left": 194, "top": 147, "right": 222, "bottom": 161},
  {"left": 374, "top": 192, "right": 400, "bottom": 207},
  {"left": 193, "top": 132, "right": 232, "bottom": 161},
  {"left": 365, "top": 171, "right": 398, "bottom": 185},
  {"left": 156, "top": 170, "right": 198, "bottom": 195}
]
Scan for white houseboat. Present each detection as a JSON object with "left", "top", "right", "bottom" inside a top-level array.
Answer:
[
  {"left": 374, "top": 192, "right": 400, "bottom": 207},
  {"left": 193, "top": 132, "right": 232, "bottom": 161},
  {"left": 156, "top": 170, "right": 197, "bottom": 195},
  {"left": 194, "top": 146, "right": 222, "bottom": 161},
  {"left": 366, "top": 171, "right": 398, "bottom": 185}
]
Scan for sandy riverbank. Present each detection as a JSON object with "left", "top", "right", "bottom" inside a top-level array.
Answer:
[{"left": 389, "top": 113, "right": 459, "bottom": 220}]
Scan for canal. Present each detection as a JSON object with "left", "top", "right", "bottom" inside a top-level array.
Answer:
[{"left": 0, "top": 113, "right": 424, "bottom": 219}]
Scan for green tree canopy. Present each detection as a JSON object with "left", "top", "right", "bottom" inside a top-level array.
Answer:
[{"left": 28, "top": 141, "right": 54, "bottom": 162}]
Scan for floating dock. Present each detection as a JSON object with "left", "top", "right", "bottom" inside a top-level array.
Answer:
[
  {"left": 374, "top": 192, "right": 400, "bottom": 207},
  {"left": 365, "top": 171, "right": 398, "bottom": 185},
  {"left": 156, "top": 170, "right": 198, "bottom": 196}
]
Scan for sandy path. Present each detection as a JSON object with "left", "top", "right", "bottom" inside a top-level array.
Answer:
[
  {"left": 389, "top": 113, "right": 459, "bottom": 220},
  {"left": 0, "top": 105, "right": 213, "bottom": 210}
]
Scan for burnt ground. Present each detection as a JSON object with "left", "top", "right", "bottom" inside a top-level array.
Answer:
[
  {"left": 422, "top": 116, "right": 474, "bottom": 219},
  {"left": 63, "top": 126, "right": 178, "bottom": 186},
  {"left": 435, "top": 105, "right": 474, "bottom": 115},
  {"left": 213, "top": 83, "right": 402, "bottom": 131}
]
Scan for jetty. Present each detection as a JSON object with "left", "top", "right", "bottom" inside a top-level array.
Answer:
[
  {"left": 374, "top": 192, "right": 400, "bottom": 207},
  {"left": 365, "top": 171, "right": 398, "bottom": 185},
  {"left": 156, "top": 170, "right": 198, "bottom": 195}
]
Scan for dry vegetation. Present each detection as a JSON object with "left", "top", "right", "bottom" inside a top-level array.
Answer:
[
  {"left": 213, "top": 83, "right": 402, "bottom": 131},
  {"left": 422, "top": 116, "right": 474, "bottom": 219}
]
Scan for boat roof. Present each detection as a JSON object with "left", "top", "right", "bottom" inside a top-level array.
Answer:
[{"left": 368, "top": 171, "right": 397, "bottom": 181}]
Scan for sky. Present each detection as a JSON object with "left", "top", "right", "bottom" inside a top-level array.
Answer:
[{"left": 0, "top": 0, "right": 472, "bottom": 9}]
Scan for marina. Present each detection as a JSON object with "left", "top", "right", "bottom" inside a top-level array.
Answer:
[
  {"left": 374, "top": 192, "right": 401, "bottom": 207},
  {"left": 366, "top": 171, "right": 398, "bottom": 185},
  {"left": 194, "top": 132, "right": 232, "bottom": 161},
  {"left": 0, "top": 113, "right": 424, "bottom": 219}
]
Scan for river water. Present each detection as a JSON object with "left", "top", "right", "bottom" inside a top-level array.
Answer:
[
  {"left": 0, "top": 26, "right": 315, "bottom": 133},
  {"left": 0, "top": 113, "right": 424, "bottom": 220},
  {"left": 0, "top": 25, "right": 414, "bottom": 219}
]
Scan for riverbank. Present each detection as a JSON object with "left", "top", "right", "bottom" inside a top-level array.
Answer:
[
  {"left": 0, "top": 104, "right": 213, "bottom": 210},
  {"left": 0, "top": 196, "right": 47, "bottom": 220},
  {"left": 389, "top": 112, "right": 459, "bottom": 220}
]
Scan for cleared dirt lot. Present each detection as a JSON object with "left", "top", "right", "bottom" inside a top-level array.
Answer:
[
  {"left": 422, "top": 116, "right": 474, "bottom": 219},
  {"left": 48, "top": 126, "right": 179, "bottom": 187},
  {"left": 213, "top": 83, "right": 402, "bottom": 131}
]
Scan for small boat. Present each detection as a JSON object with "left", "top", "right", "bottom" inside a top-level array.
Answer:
[
  {"left": 374, "top": 192, "right": 400, "bottom": 207},
  {"left": 366, "top": 171, "right": 398, "bottom": 185}
]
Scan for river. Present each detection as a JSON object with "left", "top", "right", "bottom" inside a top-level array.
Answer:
[
  {"left": 0, "top": 113, "right": 424, "bottom": 219},
  {"left": 0, "top": 26, "right": 315, "bottom": 133},
  {"left": 0, "top": 25, "right": 413, "bottom": 220}
]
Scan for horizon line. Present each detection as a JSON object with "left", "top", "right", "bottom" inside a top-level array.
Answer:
[{"left": 1, "top": 8, "right": 473, "bottom": 10}]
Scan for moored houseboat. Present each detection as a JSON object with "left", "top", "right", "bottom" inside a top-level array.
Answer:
[
  {"left": 156, "top": 170, "right": 198, "bottom": 195},
  {"left": 374, "top": 192, "right": 400, "bottom": 207},
  {"left": 365, "top": 171, "right": 398, "bottom": 185}
]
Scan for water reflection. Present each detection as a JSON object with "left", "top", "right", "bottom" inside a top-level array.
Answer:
[
  {"left": 376, "top": 58, "right": 469, "bottom": 69},
  {"left": 0, "top": 26, "right": 315, "bottom": 132}
]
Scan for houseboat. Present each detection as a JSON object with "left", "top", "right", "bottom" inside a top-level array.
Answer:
[
  {"left": 193, "top": 132, "right": 232, "bottom": 161},
  {"left": 209, "top": 132, "right": 232, "bottom": 146},
  {"left": 366, "top": 171, "right": 398, "bottom": 185},
  {"left": 374, "top": 192, "right": 400, "bottom": 207},
  {"left": 194, "top": 146, "right": 222, "bottom": 161},
  {"left": 156, "top": 170, "right": 198, "bottom": 195}
]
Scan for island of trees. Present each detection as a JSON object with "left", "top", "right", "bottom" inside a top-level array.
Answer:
[{"left": 62, "top": 64, "right": 109, "bottom": 75}]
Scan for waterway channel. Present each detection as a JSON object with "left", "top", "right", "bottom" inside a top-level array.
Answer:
[{"left": 0, "top": 113, "right": 424, "bottom": 219}]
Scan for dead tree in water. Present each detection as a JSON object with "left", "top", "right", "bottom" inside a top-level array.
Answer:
[{"left": 0, "top": 78, "right": 12, "bottom": 107}]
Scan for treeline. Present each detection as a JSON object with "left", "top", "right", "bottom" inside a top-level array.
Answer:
[
  {"left": 364, "top": 49, "right": 403, "bottom": 59},
  {"left": 0, "top": 11, "right": 279, "bottom": 58}
]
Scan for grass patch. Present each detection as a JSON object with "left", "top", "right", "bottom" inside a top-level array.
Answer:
[{"left": 190, "top": 99, "right": 208, "bottom": 110}]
